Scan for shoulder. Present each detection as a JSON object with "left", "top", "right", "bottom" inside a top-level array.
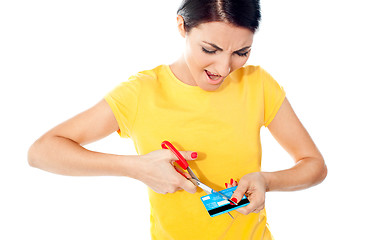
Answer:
[
  {"left": 228, "top": 65, "right": 276, "bottom": 90},
  {"left": 229, "top": 65, "right": 273, "bottom": 80},
  {"left": 106, "top": 65, "right": 167, "bottom": 101},
  {"left": 117, "top": 65, "right": 167, "bottom": 90},
  {"left": 128, "top": 65, "right": 165, "bottom": 84}
]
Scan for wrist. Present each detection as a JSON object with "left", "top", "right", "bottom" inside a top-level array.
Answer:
[
  {"left": 260, "top": 172, "right": 273, "bottom": 192},
  {"left": 120, "top": 154, "right": 145, "bottom": 180}
]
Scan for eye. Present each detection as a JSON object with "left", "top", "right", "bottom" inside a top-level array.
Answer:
[
  {"left": 202, "top": 47, "right": 217, "bottom": 54},
  {"left": 235, "top": 50, "right": 250, "bottom": 57}
]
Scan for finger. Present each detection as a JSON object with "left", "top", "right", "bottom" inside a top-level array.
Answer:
[
  {"left": 179, "top": 177, "right": 197, "bottom": 194},
  {"left": 230, "top": 180, "right": 249, "bottom": 204},
  {"left": 179, "top": 151, "right": 198, "bottom": 161},
  {"left": 253, "top": 204, "right": 264, "bottom": 213},
  {"left": 165, "top": 150, "right": 198, "bottom": 165},
  {"left": 250, "top": 202, "right": 264, "bottom": 213},
  {"left": 174, "top": 166, "right": 191, "bottom": 179},
  {"left": 236, "top": 201, "right": 258, "bottom": 215},
  {"left": 225, "top": 178, "right": 238, "bottom": 188},
  {"left": 239, "top": 193, "right": 265, "bottom": 214},
  {"left": 232, "top": 202, "right": 263, "bottom": 215},
  {"left": 230, "top": 178, "right": 238, "bottom": 187},
  {"left": 250, "top": 204, "right": 265, "bottom": 214},
  {"left": 251, "top": 198, "right": 265, "bottom": 213}
]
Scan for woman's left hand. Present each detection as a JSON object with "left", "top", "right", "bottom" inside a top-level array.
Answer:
[{"left": 226, "top": 172, "right": 268, "bottom": 215}]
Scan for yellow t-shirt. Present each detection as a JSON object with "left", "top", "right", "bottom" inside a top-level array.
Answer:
[{"left": 105, "top": 65, "right": 285, "bottom": 240}]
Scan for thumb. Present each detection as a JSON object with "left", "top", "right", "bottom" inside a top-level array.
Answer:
[{"left": 230, "top": 180, "right": 249, "bottom": 204}]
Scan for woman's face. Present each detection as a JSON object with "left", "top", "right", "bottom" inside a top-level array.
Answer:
[{"left": 179, "top": 20, "right": 254, "bottom": 91}]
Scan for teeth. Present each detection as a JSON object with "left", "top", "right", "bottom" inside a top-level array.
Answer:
[
  {"left": 206, "top": 70, "right": 219, "bottom": 76},
  {"left": 206, "top": 70, "right": 221, "bottom": 80}
]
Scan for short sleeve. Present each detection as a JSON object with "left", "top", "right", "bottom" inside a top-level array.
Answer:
[
  {"left": 104, "top": 77, "right": 140, "bottom": 138},
  {"left": 262, "top": 69, "right": 286, "bottom": 127}
]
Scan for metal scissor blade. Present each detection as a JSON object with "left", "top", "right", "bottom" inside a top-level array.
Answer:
[
  {"left": 195, "top": 180, "right": 235, "bottom": 219},
  {"left": 184, "top": 165, "right": 236, "bottom": 219},
  {"left": 194, "top": 180, "right": 238, "bottom": 206},
  {"left": 213, "top": 190, "right": 238, "bottom": 206},
  {"left": 186, "top": 167, "right": 199, "bottom": 181},
  {"left": 187, "top": 178, "right": 212, "bottom": 194},
  {"left": 195, "top": 180, "right": 213, "bottom": 194}
]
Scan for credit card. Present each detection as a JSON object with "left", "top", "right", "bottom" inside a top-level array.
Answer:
[{"left": 200, "top": 186, "right": 250, "bottom": 217}]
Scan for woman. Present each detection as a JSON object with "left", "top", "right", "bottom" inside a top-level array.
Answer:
[{"left": 28, "top": 0, "right": 327, "bottom": 239}]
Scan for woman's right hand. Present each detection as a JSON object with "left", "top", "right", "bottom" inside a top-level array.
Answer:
[
  {"left": 28, "top": 98, "right": 198, "bottom": 194},
  {"left": 135, "top": 149, "right": 198, "bottom": 194}
]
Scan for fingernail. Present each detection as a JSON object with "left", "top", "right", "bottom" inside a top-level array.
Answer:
[
  {"left": 230, "top": 178, "right": 234, "bottom": 185},
  {"left": 225, "top": 183, "right": 228, "bottom": 188},
  {"left": 191, "top": 152, "right": 197, "bottom": 159},
  {"left": 231, "top": 197, "right": 238, "bottom": 204},
  {"left": 234, "top": 181, "right": 238, "bottom": 185}
]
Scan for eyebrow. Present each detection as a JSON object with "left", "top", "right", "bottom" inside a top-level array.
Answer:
[{"left": 202, "top": 41, "right": 251, "bottom": 52}]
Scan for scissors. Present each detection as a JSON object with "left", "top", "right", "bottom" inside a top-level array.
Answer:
[{"left": 161, "top": 140, "right": 237, "bottom": 218}]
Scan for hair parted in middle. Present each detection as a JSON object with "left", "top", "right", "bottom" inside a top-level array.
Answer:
[{"left": 177, "top": 0, "right": 261, "bottom": 32}]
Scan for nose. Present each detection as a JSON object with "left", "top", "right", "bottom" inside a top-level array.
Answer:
[{"left": 215, "top": 55, "right": 232, "bottom": 77}]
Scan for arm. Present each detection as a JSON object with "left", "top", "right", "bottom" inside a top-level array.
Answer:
[
  {"left": 28, "top": 99, "right": 197, "bottom": 194},
  {"left": 264, "top": 97, "right": 327, "bottom": 191},
  {"left": 28, "top": 99, "right": 130, "bottom": 176},
  {"left": 229, "top": 98, "right": 327, "bottom": 214}
]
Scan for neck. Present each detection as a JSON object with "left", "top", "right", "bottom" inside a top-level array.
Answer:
[{"left": 170, "top": 55, "right": 197, "bottom": 86}]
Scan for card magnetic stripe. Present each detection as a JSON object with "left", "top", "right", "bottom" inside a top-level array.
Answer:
[
  {"left": 200, "top": 186, "right": 250, "bottom": 217},
  {"left": 208, "top": 198, "right": 250, "bottom": 217}
]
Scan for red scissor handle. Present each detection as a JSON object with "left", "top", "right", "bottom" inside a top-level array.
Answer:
[{"left": 161, "top": 141, "right": 189, "bottom": 170}]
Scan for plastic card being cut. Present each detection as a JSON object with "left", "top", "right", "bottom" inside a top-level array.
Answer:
[{"left": 200, "top": 186, "right": 250, "bottom": 217}]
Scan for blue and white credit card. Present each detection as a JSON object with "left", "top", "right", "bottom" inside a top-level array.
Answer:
[{"left": 200, "top": 186, "right": 250, "bottom": 217}]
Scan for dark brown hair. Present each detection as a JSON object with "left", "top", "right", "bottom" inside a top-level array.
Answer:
[{"left": 177, "top": 0, "right": 261, "bottom": 32}]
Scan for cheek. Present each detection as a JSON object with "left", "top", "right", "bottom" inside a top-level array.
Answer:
[
  {"left": 191, "top": 52, "right": 211, "bottom": 70},
  {"left": 186, "top": 44, "right": 213, "bottom": 70},
  {"left": 232, "top": 56, "right": 250, "bottom": 71}
]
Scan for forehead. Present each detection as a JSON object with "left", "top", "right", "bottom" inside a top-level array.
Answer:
[{"left": 188, "top": 21, "right": 254, "bottom": 49}]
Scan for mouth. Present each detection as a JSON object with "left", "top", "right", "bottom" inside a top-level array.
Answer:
[{"left": 205, "top": 70, "right": 224, "bottom": 85}]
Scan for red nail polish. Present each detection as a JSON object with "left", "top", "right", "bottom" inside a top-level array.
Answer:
[
  {"left": 230, "top": 178, "right": 234, "bottom": 185},
  {"left": 234, "top": 181, "right": 238, "bottom": 185},
  {"left": 225, "top": 183, "right": 228, "bottom": 188},
  {"left": 191, "top": 152, "right": 197, "bottom": 159},
  {"left": 230, "top": 198, "right": 237, "bottom": 205}
]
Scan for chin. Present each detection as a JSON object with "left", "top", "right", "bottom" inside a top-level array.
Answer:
[
  {"left": 198, "top": 82, "right": 223, "bottom": 91},
  {"left": 195, "top": 72, "right": 224, "bottom": 91}
]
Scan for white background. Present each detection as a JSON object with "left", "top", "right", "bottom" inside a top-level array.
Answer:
[{"left": 1, "top": 0, "right": 380, "bottom": 239}]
